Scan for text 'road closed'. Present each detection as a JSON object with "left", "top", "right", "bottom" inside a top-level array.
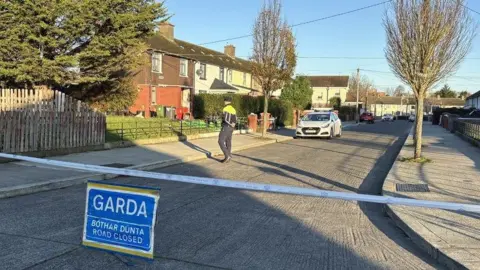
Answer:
[{"left": 82, "top": 182, "right": 160, "bottom": 259}]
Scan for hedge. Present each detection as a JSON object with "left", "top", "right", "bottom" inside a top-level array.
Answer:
[
  {"left": 193, "top": 94, "right": 293, "bottom": 126},
  {"left": 431, "top": 107, "right": 477, "bottom": 125}
]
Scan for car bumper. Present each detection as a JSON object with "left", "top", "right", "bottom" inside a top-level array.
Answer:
[{"left": 295, "top": 127, "right": 331, "bottom": 137}]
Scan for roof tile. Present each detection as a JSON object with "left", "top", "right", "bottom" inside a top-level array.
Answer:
[{"left": 306, "top": 76, "right": 349, "bottom": 88}]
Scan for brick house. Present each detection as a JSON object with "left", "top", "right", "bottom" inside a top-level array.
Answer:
[
  {"left": 131, "top": 22, "right": 262, "bottom": 118},
  {"left": 131, "top": 22, "right": 195, "bottom": 118}
]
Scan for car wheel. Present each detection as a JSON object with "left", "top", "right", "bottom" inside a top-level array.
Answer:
[
  {"left": 328, "top": 128, "right": 333, "bottom": 140},
  {"left": 336, "top": 127, "right": 342, "bottom": 137}
]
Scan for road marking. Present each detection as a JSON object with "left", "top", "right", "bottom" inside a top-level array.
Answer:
[{"left": 0, "top": 153, "right": 479, "bottom": 213}]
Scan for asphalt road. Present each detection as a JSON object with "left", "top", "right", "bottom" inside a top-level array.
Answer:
[{"left": 0, "top": 121, "right": 443, "bottom": 270}]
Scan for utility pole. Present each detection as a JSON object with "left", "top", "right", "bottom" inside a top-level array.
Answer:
[{"left": 356, "top": 68, "right": 360, "bottom": 123}]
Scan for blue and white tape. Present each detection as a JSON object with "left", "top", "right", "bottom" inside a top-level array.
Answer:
[{"left": 1, "top": 153, "right": 479, "bottom": 213}]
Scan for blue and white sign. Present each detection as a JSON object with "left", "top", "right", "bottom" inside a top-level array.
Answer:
[{"left": 82, "top": 181, "right": 160, "bottom": 259}]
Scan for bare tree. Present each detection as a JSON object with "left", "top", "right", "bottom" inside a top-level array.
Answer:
[
  {"left": 384, "top": 0, "right": 476, "bottom": 159},
  {"left": 347, "top": 73, "right": 374, "bottom": 105},
  {"left": 251, "top": 0, "right": 296, "bottom": 136},
  {"left": 393, "top": 85, "right": 406, "bottom": 97}
]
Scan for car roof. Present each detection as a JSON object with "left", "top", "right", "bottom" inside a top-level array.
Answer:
[{"left": 309, "top": 112, "right": 331, "bottom": 115}]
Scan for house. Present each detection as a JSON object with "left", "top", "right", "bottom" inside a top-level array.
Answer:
[
  {"left": 305, "top": 76, "right": 349, "bottom": 108},
  {"left": 130, "top": 22, "right": 261, "bottom": 118},
  {"left": 367, "top": 96, "right": 465, "bottom": 117},
  {"left": 466, "top": 90, "right": 480, "bottom": 108},
  {"left": 193, "top": 44, "right": 260, "bottom": 96},
  {"left": 131, "top": 22, "right": 195, "bottom": 118}
]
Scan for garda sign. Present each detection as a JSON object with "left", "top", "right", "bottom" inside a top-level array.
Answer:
[{"left": 82, "top": 181, "right": 160, "bottom": 259}]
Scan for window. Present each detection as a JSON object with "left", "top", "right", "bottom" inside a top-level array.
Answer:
[
  {"left": 302, "top": 114, "right": 330, "bottom": 121},
  {"left": 243, "top": 72, "right": 247, "bottom": 86},
  {"left": 228, "top": 70, "right": 232, "bottom": 83},
  {"left": 152, "top": 53, "right": 162, "bottom": 73},
  {"left": 180, "top": 59, "right": 188, "bottom": 77},
  {"left": 199, "top": 90, "right": 207, "bottom": 94},
  {"left": 151, "top": 87, "right": 157, "bottom": 105},
  {"left": 411, "top": 105, "right": 415, "bottom": 109},
  {"left": 199, "top": 63, "right": 206, "bottom": 80},
  {"left": 335, "top": 92, "right": 340, "bottom": 96},
  {"left": 219, "top": 67, "right": 224, "bottom": 81}
]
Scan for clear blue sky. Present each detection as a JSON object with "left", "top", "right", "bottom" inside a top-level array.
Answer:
[{"left": 165, "top": 0, "right": 480, "bottom": 94}]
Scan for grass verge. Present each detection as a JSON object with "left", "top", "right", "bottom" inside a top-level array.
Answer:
[{"left": 399, "top": 157, "right": 432, "bottom": 163}]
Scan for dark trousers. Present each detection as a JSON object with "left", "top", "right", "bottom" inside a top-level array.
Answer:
[{"left": 218, "top": 125, "right": 234, "bottom": 158}]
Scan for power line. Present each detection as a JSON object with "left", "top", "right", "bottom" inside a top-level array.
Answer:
[
  {"left": 458, "top": 1, "right": 480, "bottom": 15},
  {"left": 197, "top": 0, "right": 392, "bottom": 45}
]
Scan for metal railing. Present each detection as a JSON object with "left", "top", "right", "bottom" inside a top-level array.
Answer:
[
  {"left": 106, "top": 117, "right": 248, "bottom": 143},
  {"left": 453, "top": 119, "right": 480, "bottom": 141}
]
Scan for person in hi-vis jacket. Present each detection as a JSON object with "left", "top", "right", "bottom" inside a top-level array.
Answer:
[{"left": 218, "top": 96, "right": 237, "bottom": 163}]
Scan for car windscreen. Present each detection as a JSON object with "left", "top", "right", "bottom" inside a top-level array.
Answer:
[{"left": 302, "top": 114, "right": 330, "bottom": 121}]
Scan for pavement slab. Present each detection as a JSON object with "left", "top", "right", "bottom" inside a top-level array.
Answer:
[{"left": 383, "top": 124, "right": 480, "bottom": 269}]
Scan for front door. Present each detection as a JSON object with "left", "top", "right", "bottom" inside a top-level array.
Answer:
[{"left": 182, "top": 89, "right": 190, "bottom": 110}]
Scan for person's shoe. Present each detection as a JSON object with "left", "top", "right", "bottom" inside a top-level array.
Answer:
[{"left": 222, "top": 156, "right": 231, "bottom": 163}]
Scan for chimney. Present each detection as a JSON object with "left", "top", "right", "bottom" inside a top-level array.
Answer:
[
  {"left": 159, "top": 22, "right": 174, "bottom": 41},
  {"left": 224, "top": 45, "right": 236, "bottom": 58}
]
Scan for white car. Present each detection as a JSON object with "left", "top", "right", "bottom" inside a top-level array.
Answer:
[
  {"left": 295, "top": 112, "right": 342, "bottom": 139},
  {"left": 382, "top": 114, "right": 395, "bottom": 122},
  {"left": 408, "top": 114, "right": 416, "bottom": 122}
]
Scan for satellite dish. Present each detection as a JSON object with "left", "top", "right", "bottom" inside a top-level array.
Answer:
[{"left": 196, "top": 69, "right": 204, "bottom": 76}]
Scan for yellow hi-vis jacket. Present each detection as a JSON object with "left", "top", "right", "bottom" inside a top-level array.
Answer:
[{"left": 222, "top": 105, "right": 237, "bottom": 127}]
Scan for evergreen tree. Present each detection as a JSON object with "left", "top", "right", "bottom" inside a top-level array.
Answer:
[{"left": 0, "top": 0, "right": 168, "bottom": 111}]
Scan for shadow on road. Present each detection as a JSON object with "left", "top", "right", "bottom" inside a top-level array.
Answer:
[
  {"left": 0, "top": 144, "right": 385, "bottom": 269},
  {"left": 354, "top": 123, "right": 441, "bottom": 266}
]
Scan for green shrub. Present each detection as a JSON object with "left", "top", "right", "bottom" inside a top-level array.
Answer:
[
  {"left": 193, "top": 94, "right": 293, "bottom": 126},
  {"left": 268, "top": 99, "right": 293, "bottom": 127}
]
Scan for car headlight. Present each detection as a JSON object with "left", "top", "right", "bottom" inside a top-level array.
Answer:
[
  {"left": 297, "top": 122, "right": 304, "bottom": 128},
  {"left": 321, "top": 123, "right": 330, "bottom": 128}
]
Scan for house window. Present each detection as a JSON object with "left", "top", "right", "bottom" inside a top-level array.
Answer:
[
  {"left": 228, "top": 70, "right": 232, "bottom": 83},
  {"left": 335, "top": 92, "right": 340, "bottom": 96},
  {"left": 411, "top": 105, "right": 415, "bottom": 109},
  {"left": 180, "top": 59, "right": 188, "bottom": 77},
  {"left": 151, "top": 87, "right": 157, "bottom": 105},
  {"left": 199, "top": 63, "right": 206, "bottom": 80},
  {"left": 152, "top": 53, "right": 162, "bottom": 73},
  {"left": 243, "top": 72, "right": 247, "bottom": 86},
  {"left": 219, "top": 67, "right": 224, "bottom": 81}
]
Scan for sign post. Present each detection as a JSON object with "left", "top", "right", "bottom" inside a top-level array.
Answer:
[{"left": 82, "top": 181, "right": 160, "bottom": 259}]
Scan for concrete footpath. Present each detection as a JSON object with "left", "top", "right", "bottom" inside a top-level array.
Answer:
[
  {"left": 383, "top": 124, "right": 480, "bottom": 269},
  {"left": 0, "top": 130, "right": 295, "bottom": 200}
]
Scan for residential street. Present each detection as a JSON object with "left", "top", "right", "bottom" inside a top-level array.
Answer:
[{"left": 0, "top": 121, "right": 443, "bottom": 269}]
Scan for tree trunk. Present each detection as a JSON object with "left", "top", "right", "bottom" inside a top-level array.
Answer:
[
  {"left": 262, "top": 95, "right": 269, "bottom": 137},
  {"left": 414, "top": 95, "right": 425, "bottom": 159}
]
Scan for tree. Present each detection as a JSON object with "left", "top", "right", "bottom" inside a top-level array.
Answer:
[
  {"left": 434, "top": 84, "right": 457, "bottom": 98},
  {"left": 346, "top": 73, "right": 374, "bottom": 106},
  {"left": 251, "top": 0, "right": 296, "bottom": 136},
  {"left": 385, "top": 87, "right": 395, "bottom": 96},
  {"left": 384, "top": 0, "right": 475, "bottom": 159},
  {"left": 329, "top": 97, "right": 341, "bottom": 109},
  {"left": 0, "top": 0, "right": 168, "bottom": 109},
  {"left": 280, "top": 76, "right": 312, "bottom": 110},
  {"left": 393, "top": 85, "right": 406, "bottom": 97},
  {"left": 458, "top": 90, "right": 471, "bottom": 99}
]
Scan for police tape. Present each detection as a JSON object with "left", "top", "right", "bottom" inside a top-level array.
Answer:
[{"left": 1, "top": 152, "right": 479, "bottom": 213}]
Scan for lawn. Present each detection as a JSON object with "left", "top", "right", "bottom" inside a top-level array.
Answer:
[{"left": 105, "top": 116, "right": 223, "bottom": 142}]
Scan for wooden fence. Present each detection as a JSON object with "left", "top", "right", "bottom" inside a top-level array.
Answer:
[
  {"left": 0, "top": 88, "right": 90, "bottom": 112},
  {"left": 0, "top": 89, "right": 106, "bottom": 153}
]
